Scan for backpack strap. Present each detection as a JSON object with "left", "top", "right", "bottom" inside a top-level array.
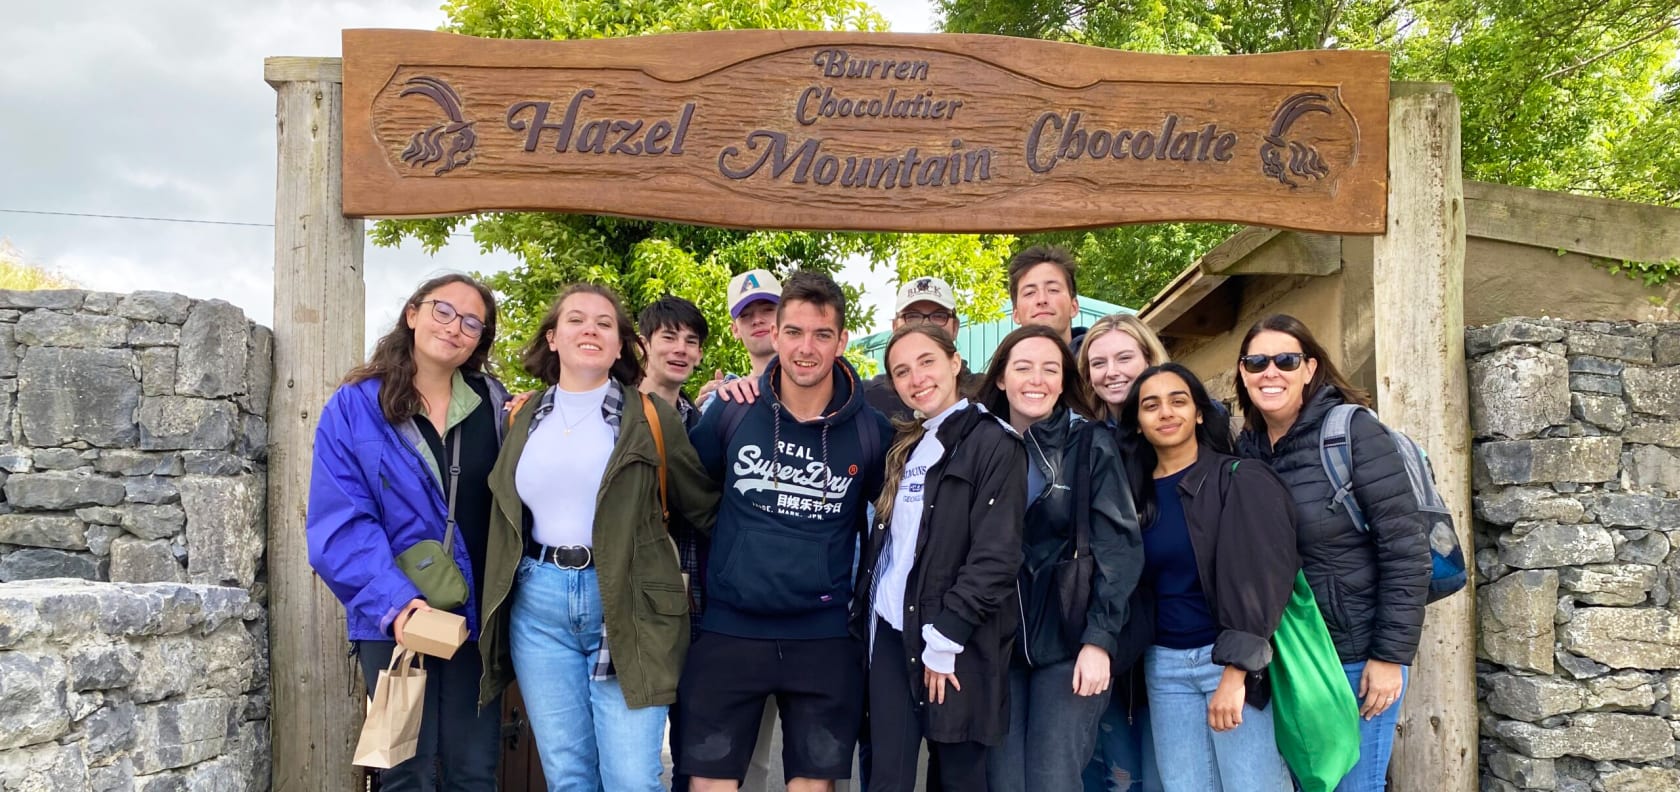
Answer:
[
  {"left": 642, "top": 393, "right": 669, "bottom": 523},
  {"left": 1071, "top": 424, "right": 1095, "bottom": 560},
  {"left": 716, "top": 397, "right": 752, "bottom": 450},
  {"left": 504, "top": 390, "right": 537, "bottom": 431},
  {"left": 1318, "top": 403, "right": 1372, "bottom": 532}
]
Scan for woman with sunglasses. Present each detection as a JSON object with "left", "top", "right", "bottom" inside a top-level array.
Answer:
[
  {"left": 853, "top": 324, "right": 1026, "bottom": 791},
  {"left": 1233, "top": 315, "right": 1430, "bottom": 792},
  {"left": 308, "top": 274, "right": 508, "bottom": 790},
  {"left": 477, "top": 284, "right": 720, "bottom": 791},
  {"left": 1119, "top": 363, "right": 1298, "bottom": 792},
  {"left": 977, "top": 326, "right": 1143, "bottom": 792}
]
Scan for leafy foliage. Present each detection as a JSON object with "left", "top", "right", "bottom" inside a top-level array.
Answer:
[{"left": 0, "top": 240, "right": 77, "bottom": 291}]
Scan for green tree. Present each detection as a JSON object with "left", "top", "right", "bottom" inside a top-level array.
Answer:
[
  {"left": 939, "top": 0, "right": 1680, "bottom": 306},
  {"left": 377, "top": 0, "right": 1017, "bottom": 392}
]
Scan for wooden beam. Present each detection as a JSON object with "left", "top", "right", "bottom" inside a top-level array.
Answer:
[
  {"left": 1464, "top": 180, "right": 1680, "bottom": 265},
  {"left": 1140, "top": 266, "right": 1230, "bottom": 335},
  {"left": 1218, "top": 232, "right": 1343, "bottom": 277},
  {"left": 268, "top": 57, "right": 366, "bottom": 792},
  {"left": 1374, "top": 84, "right": 1475, "bottom": 792}
]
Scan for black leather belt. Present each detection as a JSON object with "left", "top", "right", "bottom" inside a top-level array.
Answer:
[{"left": 526, "top": 544, "right": 594, "bottom": 569}]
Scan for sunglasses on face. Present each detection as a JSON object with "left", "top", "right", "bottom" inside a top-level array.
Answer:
[
  {"left": 418, "top": 299, "right": 486, "bottom": 338},
  {"left": 1239, "top": 352, "right": 1306, "bottom": 373}
]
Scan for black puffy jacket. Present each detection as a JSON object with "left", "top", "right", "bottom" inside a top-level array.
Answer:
[
  {"left": 1237, "top": 387, "right": 1431, "bottom": 665},
  {"left": 1014, "top": 408, "right": 1143, "bottom": 669}
]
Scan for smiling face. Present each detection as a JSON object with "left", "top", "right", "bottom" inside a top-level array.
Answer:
[
  {"left": 1011, "top": 261, "right": 1079, "bottom": 339},
  {"left": 1239, "top": 329, "right": 1318, "bottom": 430},
  {"left": 548, "top": 291, "right": 623, "bottom": 386},
  {"left": 643, "top": 322, "right": 701, "bottom": 390},
  {"left": 1137, "top": 370, "right": 1202, "bottom": 455},
  {"left": 888, "top": 331, "right": 963, "bottom": 417},
  {"left": 775, "top": 299, "right": 847, "bottom": 390},
  {"left": 406, "top": 280, "right": 487, "bottom": 373},
  {"left": 1000, "top": 336, "right": 1065, "bottom": 428},
  {"left": 1086, "top": 329, "right": 1150, "bottom": 408},
  {"left": 730, "top": 300, "right": 778, "bottom": 359}
]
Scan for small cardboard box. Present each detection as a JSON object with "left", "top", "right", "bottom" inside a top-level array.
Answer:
[{"left": 403, "top": 609, "right": 467, "bottom": 660}]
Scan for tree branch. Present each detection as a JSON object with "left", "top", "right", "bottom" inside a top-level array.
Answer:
[{"left": 1537, "top": 16, "right": 1680, "bottom": 84}]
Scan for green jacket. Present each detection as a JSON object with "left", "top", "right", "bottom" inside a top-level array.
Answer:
[{"left": 477, "top": 386, "right": 719, "bottom": 710}]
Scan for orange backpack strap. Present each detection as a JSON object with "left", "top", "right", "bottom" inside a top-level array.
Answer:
[
  {"left": 504, "top": 390, "right": 536, "bottom": 431},
  {"left": 641, "top": 393, "right": 670, "bottom": 522}
]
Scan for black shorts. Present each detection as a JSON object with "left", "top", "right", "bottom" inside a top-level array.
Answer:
[{"left": 676, "top": 631, "right": 865, "bottom": 781}]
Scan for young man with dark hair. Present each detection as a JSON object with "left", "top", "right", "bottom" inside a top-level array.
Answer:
[
  {"left": 681, "top": 270, "right": 892, "bottom": 792},
  {"left": 863, "top": 275, "right": 982, "bottom": 420},
  {"left": 639, "top": 295, "right": 710, "bottom": 431},
  {"left": 1008, "top": 244, "right": 1086, "bottom": 352}
]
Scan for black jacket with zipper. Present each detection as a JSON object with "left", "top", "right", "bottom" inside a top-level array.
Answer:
[
  {"left": 1014, "top": 408, "right": 1143, "bottom": 670},
  {"left": 1237, "top": 386, "right": 1430, "bottom": 665},
  {"left": 1167, "top": 446, "right": 1301, "bottom": 710},
  {"left": 852, "top": 403, "right": 1028, "bottom": 745}
]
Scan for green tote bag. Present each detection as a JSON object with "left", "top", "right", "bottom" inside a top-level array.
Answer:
[{"left": 1270, "top": 571, "right": 1361, "bottom": 792}]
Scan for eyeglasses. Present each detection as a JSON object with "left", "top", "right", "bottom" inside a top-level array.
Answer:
[
  {"left": 899, "top": 310, "right": 953, "bottom": 326},
  {"left": 1239, "top": 352, "right": 1306, "bottom": 374},
  {"left": 418, "top": 299, "right": 486, "bottom": 338}
]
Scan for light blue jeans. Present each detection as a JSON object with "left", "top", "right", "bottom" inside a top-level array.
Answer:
[
  {"left": 509, "top": 557, "right": 668, "bottom": 792},
  {"left": 1143, "top": 645, "right": 1291, "bottom": 792},
  {"left": 1083, "top": 690, "right": 1161, "bottom": 792},
  {"left": 1335, "top": 661, "right": 1408, "bottom": 792}
]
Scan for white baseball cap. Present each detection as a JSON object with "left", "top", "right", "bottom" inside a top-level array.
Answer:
[
  {"left": 728, "top": 269, "right": 782, "bottom": 318},
  {"left": 894, "top": 276, "right": 956, "bottom": 314}
]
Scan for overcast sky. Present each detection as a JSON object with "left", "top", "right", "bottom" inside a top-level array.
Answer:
[{"left": 0, "top": 0, "right": 937, "bottom": 344}]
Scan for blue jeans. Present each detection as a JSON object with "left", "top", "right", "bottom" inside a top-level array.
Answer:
[
  {"left": 1143, "top": 645, "right": 1291, "bottom": 792},
  {"left": 1083, "top": 689, "right": 1161, "bottom": 792},
  {"left": 509, "top": 557, "right": 668, "bottom": 792},
  {"left": 1335, "top": 661, "right": 1408, "bottom": 792},
  {"left": 985, "top": 660, "right": 1109, "bottom": 792}
]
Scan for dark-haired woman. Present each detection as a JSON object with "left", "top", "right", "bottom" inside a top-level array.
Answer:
[
  {"left": 977, "top": 325, "right": 1143, "bottom": 792},
  {"left": 476, "top": 284, "right": 719, "bottom": 791},
  {"left": 308, "top": 274, "right": 508, "bottom": 790},
  {"left": 1233, "top": 315, "right": 1430, "bottom": 792},
  {"left": 853, "top": 324, "right": 1027, "bottom": 792},
  {"left": 1119, "top": 363, "right": 1297, "bottom": 792}
]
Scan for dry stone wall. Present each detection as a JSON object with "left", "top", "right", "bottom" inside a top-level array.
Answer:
[{"left": 1470, "top": 318, "right": 1680, "bottom": 792}]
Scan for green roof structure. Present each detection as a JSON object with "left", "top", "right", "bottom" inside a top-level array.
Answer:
[{"left": 850, "top": 295, "right": 1133, "bottom": 371}]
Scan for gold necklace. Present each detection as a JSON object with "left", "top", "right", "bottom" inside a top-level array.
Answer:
[{"left": 551, "top": 398, "right": 595, "bottom": 436}]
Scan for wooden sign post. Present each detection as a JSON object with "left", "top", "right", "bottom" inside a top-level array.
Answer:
[{"left": 341, "top": 29, "right": 1389, "bottom": 233}]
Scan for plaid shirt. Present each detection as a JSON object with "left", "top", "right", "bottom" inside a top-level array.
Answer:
[{"left": 527, "top": 381, "right": 625, "bottom": 681}]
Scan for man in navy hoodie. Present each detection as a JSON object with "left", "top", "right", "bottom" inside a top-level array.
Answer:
[{"left": 680, "top": 270, "right": 892, "bottom": 792}]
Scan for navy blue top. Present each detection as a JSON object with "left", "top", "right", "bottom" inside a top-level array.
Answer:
[{"left": 1144, "top": 468, "right": 1218, "bottom": 649}]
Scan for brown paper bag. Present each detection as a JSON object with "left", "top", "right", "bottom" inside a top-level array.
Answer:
[
  {"left": 352, "top": 646, "right": 426, "bottom": 769},
  {"left": 402, "top": 609, "right": 467, "bottom": 660}
]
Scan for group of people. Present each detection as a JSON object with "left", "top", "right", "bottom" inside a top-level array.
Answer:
[{"left": 307, "top": 244, "right": 1433, "bottom": 792}]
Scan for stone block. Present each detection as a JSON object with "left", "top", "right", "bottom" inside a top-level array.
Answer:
[
  {"left": 1476, "top": 437, "right": 1622, "bottom": 485},
  {"left": 0, "top": 651, "right": 69, "bottom": 749},
  {"left": 1476, "top": 487, "right": 1586, "bottom": 526},
  {"left": 201, "top": 623, "right": 257, "bottom": 696},
  {"left": 1499, "top": 523, "right": 1616, "bottom": 568},
  {"left": 241, "top": 414, "right": 267, "bottom": 460},
  {"left": 124, "top": 476, "right": 180, "bottom": 506},
  {"left": 1559, "top": 564, "right": 1656, "bottom": 606},
  {"left": 0, "top": 290, "right": 84, "bottom": 310},
  {"left": 0, "top": 740, "right": 87, "bottom": 792},
  {"left": 1562, "top": 608, "right": 1680, "bottom": 669},
  {"left": 1656, "top": 330, "right": 1680, "bottom": 366},
  {"left": 1584, "top": 670, "right": 1658, "bottom": 711},
  {"left": 1616, "top": 530, "right": 1670, "bottom": 565},
  {"left": 0, "top": 446, "right": 34, "bottom": 474},
  {"left": 1568, "top": 330, "right": 1653, "bottom": 364},
  {"left": 1467, "top": 320, "right": 1566, "bottom": 356},
  {"left": 0, "top": 548, "right": 100, "bottom": 582},
  {"left": 130, "top": 696, "right": 235, "bottom": 773},
  {"left": 180, "top": 475, "right": 263, "bottom": 588},
  {"left": 1569, "top": 355, "right": 1625, "bottom": 376},
  {"left": 1495, "top": 713, "right": 1675, "bottom": 761},
  {"left": 0, "top": 324, "right": 17, "bottom": 378},
  {"left": 1570, "top": 372, "right": 1623, "bottom": 396},
  {"left": 115, "top": 291, "right": 192, "bottom": 323},
  {"left": 0, "top": 595, "right": 43, "bottom": 649},
  {"left": 240, "top": 324, "right": 273, "bottom": 417},
  {"left": 1470, "top": 345, "right": 1571, "bottom": 439},
  {"left": 13, "top": 310, "right": 129, "bottom": 348},
  {"left": 17, "top": 346, "right": 139, "bottom": 448},
  {"left": 1592, "top": 493, "right": 1680, "bottom": 530},
  {"left": 1601, "top": 766, "right": 1680, "bottom": 791},
  {"left": 0, "top": 514, "right": 87, "bottom": 550},
  {"left": 1572, "top": 392, "right": 1628, "bottom": 432},
  {"left": 92, "top": 450, "right": 181, "bottom": 477},
  {"left": 179, "top": 451, "right": 246, "bottom": 476},
  {"left": 127, "top": 321, "right": 180, "bottom": 348},
  {"left": 84, "top": 524, "right": 121, "bottom": 558},
  {"left": 174, "top": 300, "right": 248, "bottom": 399},
  {"left": 81, "top": 291, "right": 122, "bottom": 314},
  {"left": 1485, "top": 751, "right": 1555, "bottom": 789},
  {"left": 75, "top": 506, "right": 122, "bottom": 526},
  {"left": 138, "top": 346, "right": 176, "bottom": 397},
  {"left": 119, "top": 503, "right": 185, "bottom": 540},
  {"left": 1480, "top": 569, "right": 1558, "bottom": 673},
  {"left": 1486, "top": 672, "right": 1585, "bottom": 720},
  {"left": 1628, "top": 445, "right": 1680, "bottom": 495},
  {"left": 137, "top": 396, "right": 236, "bottom": 451},
  {"left": 80, "top": 698, "right": 136, "bottom": 764},
  {"left": 67, "top": 644, "right": 140, "bottom": 691},
  {"left": 1626, "top": 420, "right": 1680, "bottom": 447},
  {"left": 30, "top": 448, "right": 84, "bottom": 471},
  {"left": 129, "top": 636, "right": 197, "bottom": 703},
  {"left": 88, "top": 759, "right": 134, "bottom": 792},
  {"left": 1625, "top": 366, "right": 1680, "bottom": 417},
  {"left": 4, "top": 471, "right": 126, "bottom": 510},
  {"left": 110, "top": 537, "right": 185, "bottom": 584}
]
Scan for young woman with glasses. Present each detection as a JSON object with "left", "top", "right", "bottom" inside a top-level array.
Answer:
[
  {"left": 1233, "top": 315, "right": 1430, "bottom": 792},
  {"left": 307, "top": 274, "right": 508, "bottom": 790}
]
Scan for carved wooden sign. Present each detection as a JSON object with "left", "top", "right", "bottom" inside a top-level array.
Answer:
[{"left": 342, "top": 29, "right": 1389, "bottom": 233}]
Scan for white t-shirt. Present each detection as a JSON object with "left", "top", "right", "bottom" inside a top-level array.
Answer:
[{"left": 516, "top": 383, "right": 614, "bottom": 548}]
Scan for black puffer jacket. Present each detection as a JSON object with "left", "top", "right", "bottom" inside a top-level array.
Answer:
[
  {"left": 1237, "top": 387, "right": 1430, "bottom": 665},
  {"left": 1015, "top": 408, "right": 1143, "bottom": 669}
]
